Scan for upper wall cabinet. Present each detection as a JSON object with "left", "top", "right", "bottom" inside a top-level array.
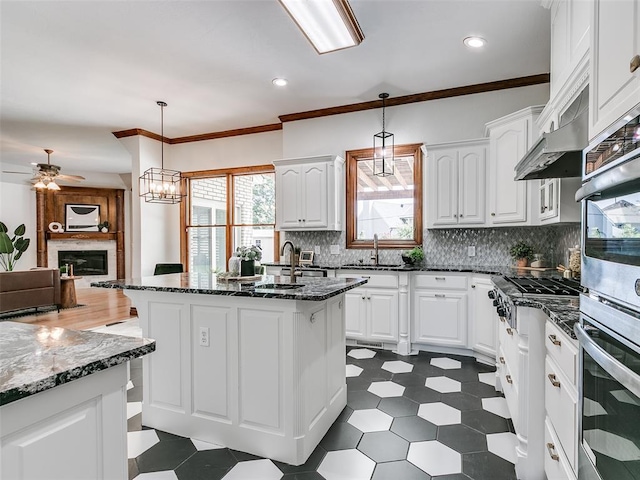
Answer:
[
  {"left": 539, "top": 0, "right": 590, "bottom": 134},
  {"left": 486, "top": 106, "right": 544, "bottom": 226},
  {"left": 425, "top": 139, "right": 488, "bottom": 228},
  {"left": 274, "top": 155, "right": 344, "bottom": 231},
  {"left": 589, "top": 0, "right": 640, "bottom": 141}
]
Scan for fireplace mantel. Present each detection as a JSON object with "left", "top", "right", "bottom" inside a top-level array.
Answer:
[{"left": 47, "top": 232, "right": 117, "bottom": 241}]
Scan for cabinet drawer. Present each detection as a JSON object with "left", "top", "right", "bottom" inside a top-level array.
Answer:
[
  {"left": 497, "top": 357, "right": 519, "bottom": 430},
  {"left": 545, "top": 356, "right": 577, "bottom": 470},
  {"left": 498, "top": 323, "right": 520, "bottom": 384},
  {"left": 338, "top": 272, "right": 398, "bottom": 289},
  {"left": 545, "top": 321, "right": 578, "bottom": 385},
  {"left": 544, "top": 417, "right": 577, "bottom": 480},
  {"left": 414, "top": 274, "right": 468, "bottom": 290}
]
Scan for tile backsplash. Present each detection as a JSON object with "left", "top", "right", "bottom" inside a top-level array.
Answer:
[{"left": 284, "top": 224, "right": 581, "bottom": 268}]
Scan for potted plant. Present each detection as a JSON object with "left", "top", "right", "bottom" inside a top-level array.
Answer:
[
  {"left": 509, "top": 241, "right": 534, "bottom": 267},
  {"left": 0, "top": 222, "right": 30, "bottom": 271},
  {"left": 402, "top": 246, "right": 425, "bottom": 265},
  {"left": 235, "top": 245, "right": 262, "bottom": 276}
]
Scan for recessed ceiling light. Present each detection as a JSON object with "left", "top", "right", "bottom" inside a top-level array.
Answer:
[
  {"left": 272, "top": 78, "right": 288, "bottom": 87},
  {"left": 464, "top": 36, "right": 486, "bottom": 49}
]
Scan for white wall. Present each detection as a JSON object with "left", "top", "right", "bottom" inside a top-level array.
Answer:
[
  {"left": 282, "top": 84, "right": 550, "bottom": 158},
  {"left": 0, "top": 181, "right": 37, "bottom": 270}
]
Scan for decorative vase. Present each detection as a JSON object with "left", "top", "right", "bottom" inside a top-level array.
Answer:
[
  {"left": 401, "top": 255, "right": 414, "bottom": 265},
  {"left": 228, "top": 255, "right": 241, "bottom": 276},
  {"left": 240, "top": 260, "right": 255, "bottom": 276},
  {"left": 101, "top": 227, "right": 108, "bottom": 233},
  {"left": 516, "top": 258, "right": 528, "bottom": 268}
]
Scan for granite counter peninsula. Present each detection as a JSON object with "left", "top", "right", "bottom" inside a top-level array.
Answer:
[
  {"left": 92, "top": 273, "right": 368, "bottom": 465},
  {"left": 0, "top": 321, "right": 155, "bottom": 479}
]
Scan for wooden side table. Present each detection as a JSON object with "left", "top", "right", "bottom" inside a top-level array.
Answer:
[{"left": 60, "top": 276, "right": 82, "bottom": 309}]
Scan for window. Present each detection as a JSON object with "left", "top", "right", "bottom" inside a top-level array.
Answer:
[
  {"left": 181, "top": 166, "right": 278, "bottom": 272},
  {"left": 346, "top": 143, "right": 422, "bottom": 249}
]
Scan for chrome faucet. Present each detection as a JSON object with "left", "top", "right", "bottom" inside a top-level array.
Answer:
[
  {"left": 371, "top": 233, "right": 379, "bottom": 266},
  {"left": 281, "top": 241, "right": 297, "bottom": 283}
]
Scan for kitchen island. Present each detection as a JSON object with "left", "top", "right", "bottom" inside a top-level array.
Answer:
[
  {"left": 0, "top": 321, "right": 155, "bottom": 479},
  {"left": 92, "top": 273, "right": 367, "bottom": 465}
]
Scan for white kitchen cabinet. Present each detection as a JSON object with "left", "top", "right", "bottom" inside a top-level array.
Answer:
[
  {"left": 538, "top": 177, "right": 582, "bottom": 224},
  {"left": 339, "top": 273, "right": 399, "bottom": 343},
  {"left": 274, "top": 155, "right": 344, "bottom": 231},
  {"left": 486, "top": 106, "right": 543, "bottom": 226},
  {"left": 589, "top": 0, "right": 640, "bottom": 141},
  {"left": 426, "top": 139, "right": 488, "bottom": 228},
  {"left": 469, "top": 276, "right": 497, "bottom": 358},
  {"left": 538, "top": 0, "right": 590, "bottom": 135}
]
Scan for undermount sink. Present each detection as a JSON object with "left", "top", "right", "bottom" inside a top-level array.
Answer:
[
  {"left": 254, "top": 283, "right": 305, "bottom": 290},
  {"left": 341, "top": 263, "right": 403, "bottom": 269}
]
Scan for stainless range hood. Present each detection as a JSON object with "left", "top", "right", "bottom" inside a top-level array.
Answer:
[{"left": 514, "top": 88, "right": 588, "bottom": 180}]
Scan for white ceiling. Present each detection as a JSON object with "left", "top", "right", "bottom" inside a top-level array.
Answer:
[{"left": 0, "top": 0, "right": 550, "bottom": 177}]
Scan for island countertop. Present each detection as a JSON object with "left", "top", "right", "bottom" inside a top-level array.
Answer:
[
  {"left": 0, "top": 322, "right": 155, "bottom": 406},
  {"left": 92, "top": 273, "right": 368, "bottom": 301}
]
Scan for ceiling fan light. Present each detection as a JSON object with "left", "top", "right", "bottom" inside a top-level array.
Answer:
[
  {"left": 47, "top": 180, "right": 61, "bottom": 191},
  {"left": 34, "top": 180, "right": 47, "bottom": 189},
  {"left": 278, "top": 0, "right": 364, "bottom": 54}
]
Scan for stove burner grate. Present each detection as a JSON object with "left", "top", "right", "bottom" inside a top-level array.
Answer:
[{"left": 504, "top": 276, "right": 583, "bottom": 296}]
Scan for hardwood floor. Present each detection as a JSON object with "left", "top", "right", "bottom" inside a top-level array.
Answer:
[{"left": 15, "top": 288, "right": 134, "bottom": 330}]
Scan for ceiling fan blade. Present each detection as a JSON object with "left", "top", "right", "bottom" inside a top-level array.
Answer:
[
  {"left": 2, "top": 170, "right": 31, "bottom": 175},
  {"left": 57, "top": 174, "right": 85, "bottom": 181}
]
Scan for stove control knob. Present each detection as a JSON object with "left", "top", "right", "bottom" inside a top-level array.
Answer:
[
  {"left": 497, "top": 307, "right": 506, "bottom": 317},
  {"left": 488, "top": 290, "right": 496, "bottom": 299},
  {"left": 492, "top": 299, "right": 499, "bottom": 307}
]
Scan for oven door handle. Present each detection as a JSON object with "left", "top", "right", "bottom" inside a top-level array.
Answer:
[{"left": 575, "top": 323, "right": 640, "bottom": 399}]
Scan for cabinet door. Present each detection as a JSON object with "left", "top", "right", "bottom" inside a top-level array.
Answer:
[
  {"left": 344, "top": 290, "right": 366, "bottom": 339},
  {"left": 276, "top": 166, "right": 301, "bottom": 229},
  {"left": 590, "top": 0, "right": 640, "bottom": 140},
  {"left": 429, "top": 149, "right": 458, "bottom": 226},
  {"left": 413, "top": 291, "right": 467, "bottom": 347},
  {"left": 458, "top": 145, "right": 486, "bottom": 225},
  {"left": 367, "top": 289, "right": 399, "bottom": 341},
  {"left": 489, "top": 119, "right": 529, "bottom": 224},
  {"left": 539, "top": 179, "right": 558, "bottom": 221},
  {"left": 470, "top": 278, "right": 497, "bottom": 357},
  {"left": 300, "top": 162, "right": 328, "bottom": 228}
]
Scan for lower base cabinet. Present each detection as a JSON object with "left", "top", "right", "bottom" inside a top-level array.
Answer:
[
  {"left": 470, "top": 276, "right": 498, "bottom": 357},
  {"left": 413, "top": 290, "right": 467, "bottom": 347},
  {"left": 344, "top": 288, "right": 398, "bottom": 341}
]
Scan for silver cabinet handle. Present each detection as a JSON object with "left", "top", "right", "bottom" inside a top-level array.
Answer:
[
  {"left": 362, "top": 296, "right": 366, "bottom": 300},
  {"left": 575, "top": 323, "right": 640, "bottom": 398},
  {"left": 435, "top": 294, "right": 446, "bottom": 298},
  {"left": 499, "top": 356, "right": 505, "bottom": 364},
  {"left": 435, "top": 277, "right": 446, "bottom": 280},
  {"left": 548, "top": 334, "right": 561, "bottom": 346},
  {"left": 547, "top": 443, "right": 560, "bottom": 461},
  {"left": 631, "top": 54, "right": 640, "bottom": 73},
  {"left": 310, "top": 313, "right": 316, "bottom": 323},
  {"left": 471, "top": 284, "right": 476, "bottom": 288},
  {"left": 548, "top": 373, "right": 561, "bottom": 388},
  {"left": 505, "top": 374, "right": 513, "bottom": 384},
  {"left": 506, "top": 327, "right": 513, "bottom": 335},
  {"left": 491, "top": 212, "right": 496, "bottom": 216}
]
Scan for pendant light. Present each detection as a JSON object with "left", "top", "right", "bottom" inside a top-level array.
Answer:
[
  {"left": 373, "top": 93, "right": 394, "bottom": 177},
  {"left": 139, "top": 101, "right": 185, "bottom": 204}
]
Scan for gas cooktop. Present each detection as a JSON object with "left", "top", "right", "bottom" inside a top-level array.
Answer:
[{"left": 504, "top": 276, "right": 583, "bottom": 296}]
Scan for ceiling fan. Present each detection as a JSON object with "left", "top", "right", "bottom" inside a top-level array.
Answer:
[{"left": 3, "top": 149, "right": 85, "bottom": 190}]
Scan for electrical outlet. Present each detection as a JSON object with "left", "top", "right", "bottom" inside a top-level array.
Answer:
[
  {"left": 330, "top": 245, "right": 340, "bottom": 255},
  {"left": 315, "top": 245, "right": 321, "bottom": 254},
  {"left": 468, "top": 245, "right": 476, "bottom": 257},
  {"left": 199, "top": 327, "right": 210, "bottom": 347}
]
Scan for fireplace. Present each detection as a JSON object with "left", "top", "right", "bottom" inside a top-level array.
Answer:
[{"left": 58, "top": 250, "right": 108, "bottom": 276}]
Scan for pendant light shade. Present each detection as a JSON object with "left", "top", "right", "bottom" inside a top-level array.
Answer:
[
  {"left": 373, "top": 93, "right": 394, "bottom": 177},
  {"left": 139, "top": 101, "right": 185, "bottom": 204}
]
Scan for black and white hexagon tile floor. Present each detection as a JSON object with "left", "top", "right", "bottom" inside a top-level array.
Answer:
[{"left": 124, "top": 344, "right": 517, "bottom": 480}]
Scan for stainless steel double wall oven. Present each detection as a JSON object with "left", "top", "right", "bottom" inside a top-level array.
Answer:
[{"left": 576, "top": 103, "right": 640, "bottom": 480}]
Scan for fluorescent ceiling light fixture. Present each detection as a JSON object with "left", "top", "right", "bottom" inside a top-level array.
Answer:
[
  {"left": 278, "top": 0, "right": 364, "bottom": 54},
  {"left": 272, "top": 78, "right": 288, "bottom": 87},
  {"left": 463, "top": 36, "right": 486, "bottom": 48}
]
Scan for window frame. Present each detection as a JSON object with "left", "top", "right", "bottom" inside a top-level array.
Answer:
[
  {"left": 180, "top": 165, "right": 279, "bottom": 271},
  {"left": 346, "top": 143, "right": 423, "bottom": 249}
]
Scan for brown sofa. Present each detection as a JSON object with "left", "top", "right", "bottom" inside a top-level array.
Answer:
[{"left": 0, "top": 269, "right": 61, "bottom": 314}]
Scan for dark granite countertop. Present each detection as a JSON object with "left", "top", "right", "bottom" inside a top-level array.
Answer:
[
  {"left": 92, "top": 274, "right": 368, "bottom": 301},
  {"left": 491, "top": 275, "right": 580, "bottom": 340},
  {"left": 262, "top": 262, "right": 521, "bottom": 275},
  {"left": 0, "top": 322, "right": 155, "bottom": 406}
]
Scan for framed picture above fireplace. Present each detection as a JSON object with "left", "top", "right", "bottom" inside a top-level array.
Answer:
[{"left": 65, "top": 204, "right": 100, "bottom": 232}]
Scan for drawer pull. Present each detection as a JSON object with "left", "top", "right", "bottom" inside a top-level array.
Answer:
[
  {"left": 547, "top": 442, "right": 560, "bottom": 461},
  {"left": 548, "top": 334, "right": 561, "bottom": 346},
  {"left": 362, "top": 296, "right": 366, "bottom": 300},
  {"left": 548, "top": 373, "right": 561, "bottom": 388},
  {"left": 499, "top": 356, "right": 505, "bottom": 364},
  {"left": 435, "top": 277, "right": 446, "bottom": 281},
  {"left": 499, "top": 316, "right": 506, "bottom": 323},
  {"left": 435, "top": 294, "right": 446, "bottom": 298},
  {"left": 506, "top": 327, "right": 513, "bottom": 335},
  {"left": 631, "top": 54, "right": 640, "bottom": 73},
  {"left": 505, "top": 374, "right": 513, "bottom": 384}
]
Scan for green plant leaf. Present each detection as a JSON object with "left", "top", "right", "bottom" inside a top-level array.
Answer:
[
  {"left": 0, "top": 232, "right": 14, "bottom": 254},
  {"left": 0, "top": 222, "right": 7, "bottom": 233},
  {"left": 14, "top": 224, "right": 26, "bottom": 236},
  {"left": 15, "top": 237, "right": 30, "bottom": 253}
]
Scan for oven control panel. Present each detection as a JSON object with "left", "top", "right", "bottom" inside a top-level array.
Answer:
[{"left": 488, "top": 288, "right": 515, "bottom": 328}]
